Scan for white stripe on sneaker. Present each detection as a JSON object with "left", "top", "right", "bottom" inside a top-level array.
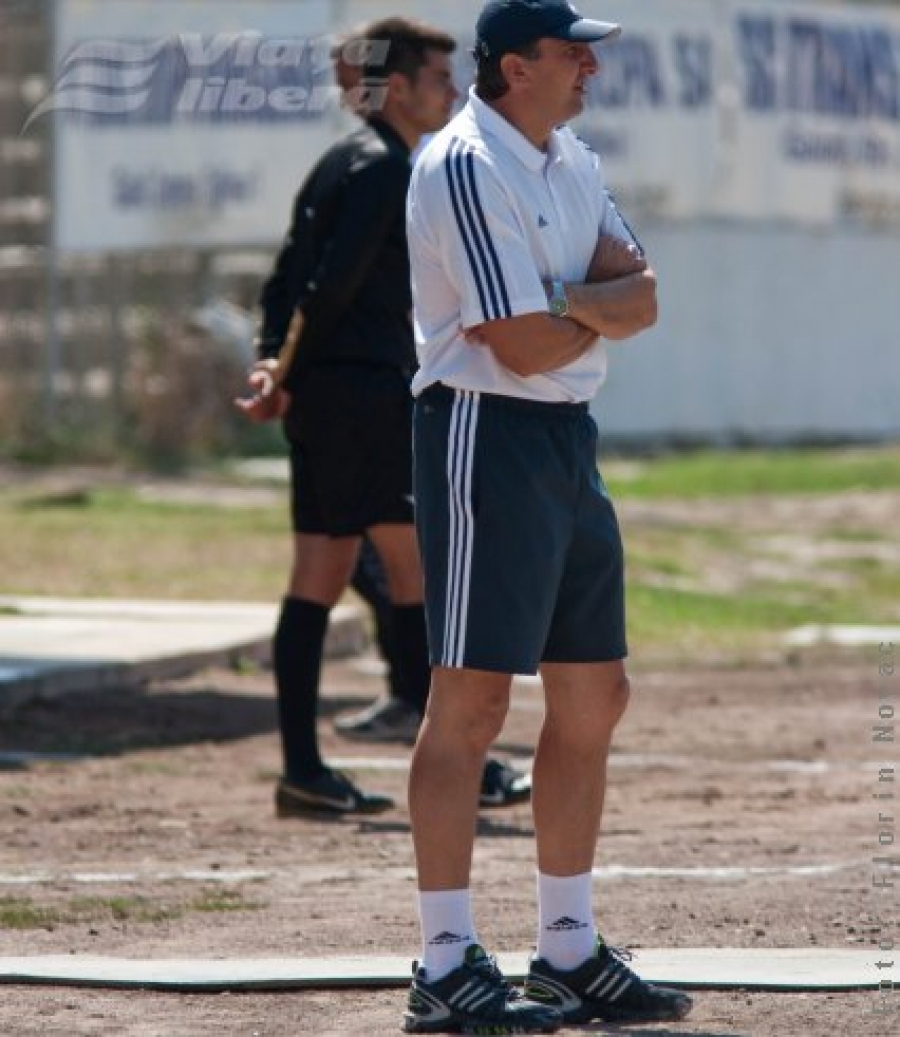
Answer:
[
  {"left": 463, "top": 989, "right": 495, "bottom": 1012},
  {"left": 605, "top": 973, "right": 634, "bottom": 1002},
  {"left": 588, "top": 969, "right": 620, "bottom": 998},
  {"left": 447, "top": 978, "right": 474, "bottom": 1004}
]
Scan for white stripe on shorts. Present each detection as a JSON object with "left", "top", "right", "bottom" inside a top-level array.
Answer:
[{"left": 442, "top": 390, "right": 479, "bottom": 667}]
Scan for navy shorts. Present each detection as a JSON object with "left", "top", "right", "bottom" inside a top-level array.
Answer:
[
  {"left": 413, "top": 384, "right": 627, "bottom": 674},
  {"left": 284, "top": 363, "right": 414, "bottom": 536}
]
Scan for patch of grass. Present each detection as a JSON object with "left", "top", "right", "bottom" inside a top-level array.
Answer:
[
  {"left": 0, "top": 784, "right": 33, "bottom": 799},
  {"left": 828, "top": 529, "right": 891, "bottom": 543},
  {"left": 192, "top": 888, "right": 265, "bottom": 913},
  {"left": 0, "top": 485, "right": 288, "bottom": 600},
  {"left": 604, "top": 445, "right": 900, "bottom": 499},
  {"left": 625, "top": 575, "right": 894, "bottom": 658},
  {"left": 0, "top": 898, "right": 59, "bottom": 929},
  {"left": 0, "top": 895, "right": 179, "bottom": 929},
  {"left": 0, "top": 889, "right": 262, "bottom": 930},
  {"left": 124, "top": 760, "right": 187, "bottom": 777}
]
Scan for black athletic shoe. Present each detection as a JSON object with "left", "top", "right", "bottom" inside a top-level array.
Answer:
[
  {"left": 479, "top": 758, "right": 531, "bottom": 809},
  {"left": 403, "top": 943, "right": 562, "bottom": 1035},
  {"left": 275, "top": 769, "right": 394, "bottom": 818},
  {"left": 334, "top": 695, "right": 421, "bottom": 744},
  {"left": 525, "top": 939, "right": 693, "bottom": 1024}
]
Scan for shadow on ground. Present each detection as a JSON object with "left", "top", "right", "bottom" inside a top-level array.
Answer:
[{"left": 0, "top": 684, "right": 373, "bottom": 757}]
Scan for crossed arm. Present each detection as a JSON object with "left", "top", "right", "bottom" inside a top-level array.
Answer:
[{"left": 470, "top": 235, "right": 657, "bottom": 379}]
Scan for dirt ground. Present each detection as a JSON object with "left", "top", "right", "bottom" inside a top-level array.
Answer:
[{"left": 1, "top": 649, "right": 898, "bottom": 1036}]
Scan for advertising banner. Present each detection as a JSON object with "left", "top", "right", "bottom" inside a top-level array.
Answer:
[
  {"left": 41, "top": 0, "right": 338, "bottom": 252},
  {"left": 31, "top": 0, "right": 900, "bottom": 253}
]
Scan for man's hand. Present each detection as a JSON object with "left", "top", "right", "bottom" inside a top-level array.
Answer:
[
  {"left": 234, "top": 309, "right": 304, "bottom": 422},
  {"left": 234, "top": 359, "right": 291, "bottom": 423},
  {"left": 586, "top": 235, "right": 647, "bottom": 283}
]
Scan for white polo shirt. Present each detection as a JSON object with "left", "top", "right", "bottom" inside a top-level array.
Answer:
[{"left": 407, "top": 87, "right": 640, "bottom": 404}]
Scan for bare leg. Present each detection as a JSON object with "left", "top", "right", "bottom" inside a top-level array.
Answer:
[
  {"left": 409, "top": 667, "right": 512, "bottom": 889},
  {"left": 533, "top": 661, "right": 630, "bottom": 875},
  {"left": 365, "top": 522, "right": 424, "bottom": 604},
  {"left": 287, "top": 531, "right": 360, "bottom": 604}
]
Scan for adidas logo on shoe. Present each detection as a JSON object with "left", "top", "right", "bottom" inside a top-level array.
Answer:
[
  {"left": 546, "top": 916, "right": 590, "bottom": 932},
  {"left": 429, "top": 930, "right": 468, "bottom": 946}
]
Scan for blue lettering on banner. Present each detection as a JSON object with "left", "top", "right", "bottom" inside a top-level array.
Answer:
[
  {"left": 782, "top": 128, "right": 891, "bottom": 167},
  {"left": 737, "top": 15, "right": 900, "bottom": 121},
  {"left": 590, "top": 36, "right": 667, "bottom": 108},
  {"left": 674, "top": 34, "right": 713, "bottom": 108},
  {"left": 113, "top": 166, "right": 261, "bottom": 212},
  {"left": 737, "top": 16, "right": 778, "bottom": 111}
]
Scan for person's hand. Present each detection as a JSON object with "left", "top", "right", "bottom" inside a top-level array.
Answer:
[
  {"left": 234, "top": 360, "right": 291, "bottom": 422},
  {"left": 586, "top": 235, "right": 647, "bottom": 283}
]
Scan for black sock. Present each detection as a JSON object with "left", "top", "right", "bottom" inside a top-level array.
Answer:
[
  {"left": 390, "top": 604, "right": 431, "bottom": 715},
  {"left": 349, "top": 544, "right": 402, "bottom": 700},
  {"left": 273, "top": 597, "right": 329, "bottom": 784}
]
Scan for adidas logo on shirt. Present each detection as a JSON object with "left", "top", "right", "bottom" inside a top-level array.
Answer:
[
  {"left": 546, "top": 915, "right": 589, "bottom": 932},
  {"left": 537, "top": 214, "right": 549, "bottom": 228}
]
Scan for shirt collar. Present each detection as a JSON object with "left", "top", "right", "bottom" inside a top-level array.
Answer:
[
  {"left": 366, "top": 116, "right": 412, "bottom": 159},
  {"left": 467, "top": 87, "right": 564, "bottom": 172}
]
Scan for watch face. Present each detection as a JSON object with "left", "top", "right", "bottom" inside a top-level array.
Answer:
[{"left": 550, "top": 295, "right": 568, "bottom": 318}]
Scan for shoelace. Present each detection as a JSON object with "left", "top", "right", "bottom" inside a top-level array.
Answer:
[{"left": 602, "top": 945, "right": 642, "bottom": 990}]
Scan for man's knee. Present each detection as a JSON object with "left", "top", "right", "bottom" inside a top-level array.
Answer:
[
  {"left": 606, "top": 673, "right": 631, "bottom": 728},
  {"left": 425, "top": 669, "right": 511, "bottom": 752},
  {"left": 543, "top": 667, "right": 631, "bottom": 749}
]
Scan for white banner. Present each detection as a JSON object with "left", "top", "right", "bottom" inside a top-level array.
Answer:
[
  {"left": 34, "top": 0, "right": 900, "bottom": 254},
  {"left": 45, "top": 0, "right": 340, "bottom": 253},
  {"left": 576, "top": 0, "right": 900, "bottom": 228}
]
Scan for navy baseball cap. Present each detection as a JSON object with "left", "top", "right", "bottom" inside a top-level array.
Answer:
[{"left": 475, "top": 0, "right": 621, "bottom": 59}]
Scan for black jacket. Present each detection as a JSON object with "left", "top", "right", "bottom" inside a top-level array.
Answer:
[{"left": 258, "top": 118, "right": 415, "bottom": 389}]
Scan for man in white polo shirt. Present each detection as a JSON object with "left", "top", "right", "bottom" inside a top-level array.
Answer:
[{"left": 401, "top": 1, "right": 694, "bottom": 1033}]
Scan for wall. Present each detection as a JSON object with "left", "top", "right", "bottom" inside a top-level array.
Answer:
[{"left": 595, "top": 221, "right": 900, "bottom": 443}]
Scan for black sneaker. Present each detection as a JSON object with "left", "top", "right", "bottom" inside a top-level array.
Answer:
[
  {"left": 525, "top": 939, "right": 693, "bottom": 1024},
  {"left": 334, "top": 695, "right": 421, "bottom": 744},
  {"left": 275, "top": 769, "right": 394, "bottom": 818},
  {"left": 404, "top": 943, "right": 562, "bottom": 1035},
  {"left": 479, "top": 758, "right": 531, "bottom": 809}
]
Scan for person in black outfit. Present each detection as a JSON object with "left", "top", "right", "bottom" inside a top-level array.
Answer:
[{"left": 236, "top": 18, "right": 457, "bottom": 817}]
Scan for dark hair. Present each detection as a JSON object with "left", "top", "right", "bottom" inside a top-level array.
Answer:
[
  {"left": 362, "top": 17, "right": 456, "bottom": 83},
  {"left": 474, "top": 40, "right": 541, "bottom": 101}
]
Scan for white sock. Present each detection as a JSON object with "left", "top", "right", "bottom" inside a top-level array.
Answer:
[
  {"left": 536, "top": 871, "right": 597, "bottom": 970},
  {"left": 418, "top": 889, "right": 478, "bottom": 980}
]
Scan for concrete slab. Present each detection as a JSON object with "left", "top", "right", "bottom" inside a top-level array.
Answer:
[
  {"left": 785, "top": 624, "right": 900, "bottom": 648},
  {"left": 0, "top": 949, "right": 889, "bottom": 992},
  {"left": 0, "top": 596, "right": 366, "bottom": 709}
]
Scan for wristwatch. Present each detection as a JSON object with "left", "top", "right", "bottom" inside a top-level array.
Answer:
[{"left": 548, "top": 278, "right": 569, "bottom": 319}]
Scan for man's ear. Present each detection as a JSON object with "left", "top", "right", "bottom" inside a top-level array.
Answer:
[
  {"left": 385, "top": 70, "right": 412, "bottom": 103},
  {"left": 499, "top": 53, "right": 530, "bottom": 90}
]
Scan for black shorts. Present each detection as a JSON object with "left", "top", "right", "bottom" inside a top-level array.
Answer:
[
  {"left": 413, "top": 384, "right": 627, "bottom": 674},
  {"left": 284, "top": 363, "right": 414, "bottom": 536}
]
